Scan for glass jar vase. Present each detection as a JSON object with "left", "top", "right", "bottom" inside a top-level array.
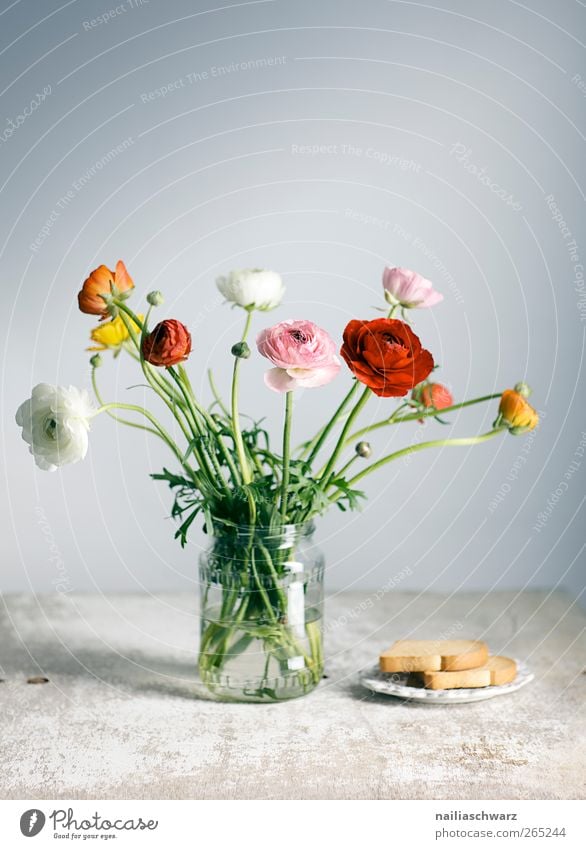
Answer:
[{"left": 198, "top": 521, "right": 324, "bottom": 702}]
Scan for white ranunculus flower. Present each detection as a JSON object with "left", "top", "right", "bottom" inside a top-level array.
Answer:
[
  {"left": 216, "top": 269, "right": 285, "bottom": 311},
  {"left": 15, "top": 384, "right": 95, "bottom": 471}
]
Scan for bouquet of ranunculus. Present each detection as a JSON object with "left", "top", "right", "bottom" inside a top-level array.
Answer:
[{"left": 16, "top": 263, "right": 538, "bottom": 701}]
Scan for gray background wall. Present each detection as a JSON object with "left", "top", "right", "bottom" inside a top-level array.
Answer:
[{"left": 1, "top": 0, "right": 584, "bottom": 603}]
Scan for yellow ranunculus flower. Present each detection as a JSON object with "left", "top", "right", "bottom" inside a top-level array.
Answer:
[
  {"left": 499, "top": 389, "right": 539, "bottom": 434},
  {"left": 88, "top": 314, "right": 143, "bottom": 352}
]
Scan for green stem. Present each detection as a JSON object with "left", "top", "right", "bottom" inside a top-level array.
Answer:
[
  {"left": 315, "top": 304, "right": 404, "bottom": 479},
  {"left": 95, "top": 401, "right": 191, "bottom": 472},
  {"left": 302, "top": 381, "right": 360, "bottom": 463},
  {"left": 249, "top": 547, "right": 278, "bottom": 625},
  {"left": 116, "top": 298, "right": 240, "bottom": 487},
  {"left": 91, "top": 366, "right": 161, "bottom": 439},
  {"left": 231, "top": 309, "right": 254, "bottom": 485},
  {"left": 254, "top": 449, "right": 282, "bottom": 481},
  {"left": 115, "top": 300, "right": 145, "bottom": 331},
  {"left": 116, "top": 301, "right": 185, "bottom": 408},
  {"left": 255, "top": 540, "right": 317, "bottom": 680},
  {"left": 208, "top": 368, "right": 231, "bottom": 418},
  {"left": 306, "top": 620, "right": 323, "bottom": 672},
  {"left": 280, "top": 391, "right": 294, "bottom": 521},
  {"left": 116, "top": 310, "right": 224, "bottom": 494},
  {"left": 319, "top": 385, "right": 372, "bottom": 486},
  {"left": 179, "top": 365, "right": 241, "bottom": 487},
  {"left": 348, "top": 393, "right": 503, "bottom": 443},
  {"left": 248, "top": 445, "right": 266, "bottom": 478},
  {"left": 120, "top": 312, "right": 224, "bottom": 495},
  {"left": 207, "top": 594, "right": 253, "bottom": 668},
  {"left": 117, "top": 309, "right": 190, "bottom": 430},
  {"left": 334, "top": 428, "right": 506, "bottom": 496},
  {"left": 257, "top": 540, "right": 288, "bottom": 613},
  {"left": 334, "top": 454, "right": 359, "bottom": 480},
  {"left": 168, "top": 368, "right": 227, "bottom": 494}
]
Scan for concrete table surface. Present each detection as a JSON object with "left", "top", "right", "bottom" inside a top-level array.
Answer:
[{"left": 0, "top": 590, "right": 584, "bottom": 800}]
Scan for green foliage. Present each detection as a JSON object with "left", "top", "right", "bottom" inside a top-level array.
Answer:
[
  {"left": 151, "top": 468, "right": 205, "bottom": 547},
  {"left": 153, "top": 425, "right": 366, "bottom": 545},
  {"left": 325, "top": 476, "right": 366, "bottom": 512}
]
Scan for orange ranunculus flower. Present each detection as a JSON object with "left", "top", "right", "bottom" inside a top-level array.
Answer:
[
  {"left": 78, "top": 260, "right": 134, "bottom": 317},
  {"left": 499, "top": 389, "right": 539, "bottom": 433},
  {"left": 142, "top": 319, "right": 192, "bottom": 367}
]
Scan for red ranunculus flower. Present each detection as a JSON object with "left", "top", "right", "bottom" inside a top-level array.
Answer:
[
  {"left": 142, "top": 319, "right": 192, "bottom": 367},
  {"left": 341, "top": 318, "right": 434, "bottom": 397}
]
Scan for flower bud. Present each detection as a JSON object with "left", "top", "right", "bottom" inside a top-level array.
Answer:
[
  {"left": 416, "top": 382, "right": 453, "bottom": 410},
  {"left": 231, "top": 341, "right": 251, "bottom": 359},
  {"left": 498, "top": 389, "right": 539, "bottom": 434},
  {"left": 382, "top": 267, "right": 443, "bottom": 310},
  {"left": 514, "top": 381, "right": 532, "bottom": 399},
  {"left": 356, "top": 441, "right": 372, "bottom": 458},
  {"left": 90, "top": 353, "right": 102, "bottom": 368},
  {"left": 147, "top": 290, "right": 164, "bottom": 307}
]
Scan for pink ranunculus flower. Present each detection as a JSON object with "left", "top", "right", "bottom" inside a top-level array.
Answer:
[
  {"left": 257, "top": 319, "right": 341, "bottom": 393},
  {"left": 382, "top": 266, "right": 443, "bottom": 309}
]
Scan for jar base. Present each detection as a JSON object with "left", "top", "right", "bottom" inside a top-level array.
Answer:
[{"left": 199, "top": 667, "right": 322, "bottom": 703}]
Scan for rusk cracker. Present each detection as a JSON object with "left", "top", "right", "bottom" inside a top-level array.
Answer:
[
  {"left": 420, "top": 656, "right": 518, "bottom": 690},
  {"left": 379, "top": 639, "right": 489, "bottom": 673}
]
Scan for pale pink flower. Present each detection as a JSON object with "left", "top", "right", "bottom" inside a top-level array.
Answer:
[
  {"left": 257, "top": 319, "right": 341, "bottom": 393},
  {"left": 382, "top": 267, "right": 443, "bottom": 309}
]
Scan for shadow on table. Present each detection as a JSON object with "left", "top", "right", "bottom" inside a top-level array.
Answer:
[{"left": 0, "top": 642, "right": 219, "bottom": 702}]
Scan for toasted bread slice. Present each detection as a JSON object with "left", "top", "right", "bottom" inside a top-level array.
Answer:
[
  {"left": 483, "top": 656, "right": 518, "bottom": 686},
  {"left": 379, "top": 639, "right": 488, "bottom": 673},
  {"left": 419, "top": 656, "right": 517, "bottom": 690},
  {"left": 420, "top": 667, "right": 491, "bottom": 690}
]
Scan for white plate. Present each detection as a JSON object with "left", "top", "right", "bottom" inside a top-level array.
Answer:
[{"left": 360, "top": 660, "right": 534, "bottom": 704}]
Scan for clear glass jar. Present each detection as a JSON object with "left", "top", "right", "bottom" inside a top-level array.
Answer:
[{"left": 198, "top": 521, "right": 324, "bottom": 702}]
